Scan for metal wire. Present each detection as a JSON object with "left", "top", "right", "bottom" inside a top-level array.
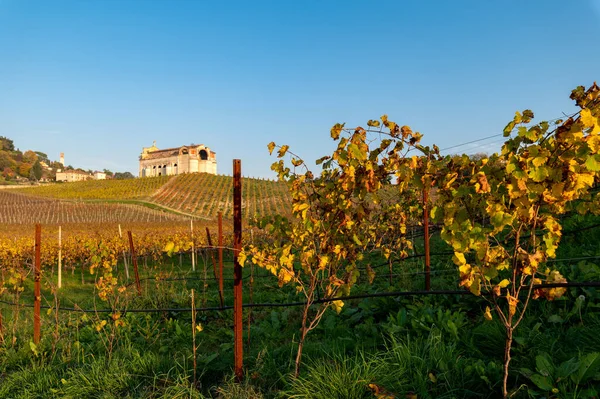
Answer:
[{"left": 1, "top": 282, "right": 598, "bottom": 314}]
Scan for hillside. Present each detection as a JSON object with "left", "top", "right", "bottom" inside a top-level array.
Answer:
[
  {"left": 0, "top": 190, "right": 187, "bottom": 225},
  {"left": 0, "top": 136, "right": 60, "bottom": 182},
  {"left": 16, "top": 173, "right": 291, "bottom": 220},
  {"left": 18, "top": 175, "right": 172, "bottom": 200}
]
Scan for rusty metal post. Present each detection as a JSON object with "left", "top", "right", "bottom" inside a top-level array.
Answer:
[
  {"left": 34, "top": 224, "right": 41, "bottom": 344},
  {"left": 127, "top": 231, "right": 142, "bottom": 296},
  {"left": 233, "top": 159, "right": 243, "bottom": 381},
  {"left": 218, "top": 211, "right": 224, "bottom": 308},
  {"left": 423, "top": 188, "right": 431, "bottom": 291}
]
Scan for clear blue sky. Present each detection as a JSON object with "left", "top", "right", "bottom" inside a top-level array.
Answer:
[{"left": 1, "top": 0, "right": 599, "bottom": 177}]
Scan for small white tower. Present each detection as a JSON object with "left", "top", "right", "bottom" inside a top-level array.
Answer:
[{"left": 59, "top": 152, "right": 64, "bottom": 166}]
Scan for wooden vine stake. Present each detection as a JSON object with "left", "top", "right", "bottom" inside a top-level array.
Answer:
[
  {"left": 191, "top": 288, "right": 197, "bottom": 386},
  {"left": 57, "top": 226, "right": 62, "bottom": 289},
  {"left": 423, "top": 187, "right": 431, "bottom": 291},
  {"left": 191, "top": 220, "right": 196, "bottom": 272},
  {"left": 118, "top": 224, "right": 130, "bottom": 280},
  {"left": 0, "top": 310, "right": 3, "bottom": 345},
  {"left": 206, "top": 227, "right": 224, "bottom": 307},
  {"left": 127, "top": 231, "right": 142, "bottom": 296},
  {"left": 233, "top": 159, "right": 243, "bottom": 381},
  {"left": 33, "top": 224, "right": 41, "bottom": 344},
  {"left": 218, "top": 211, "right": 224, "bottom": 308}
]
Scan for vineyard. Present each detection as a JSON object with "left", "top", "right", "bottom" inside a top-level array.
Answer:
[
  {"left": 0, "top": 85, "right": 599, "bottom": 398},
  {"left": 14, "top": 173, "right": 291, "bottom": 220},
  {"left": 17, "top": 175, "right": 173, "bottom": 200},
  {"left": 0, "top": 190, "right": 187, "bottom": 225},
  {"left": 150, "top": 173, "right": 291, "bottom": 219}
]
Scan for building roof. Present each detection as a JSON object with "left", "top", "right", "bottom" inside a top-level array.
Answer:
[
  {"left": 143, "top": 148, "right": 180, "bottom": 160},
  {"left": 57, "top": 170, "right": 91, "bottom": 175},
  {"left": 141, "top": 145, "right": 216, "bottom": 161}
]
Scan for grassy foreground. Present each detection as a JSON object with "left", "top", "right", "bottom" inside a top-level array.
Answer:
[{"left": 0, "top": 214, "right": 599, "bottom": 398}]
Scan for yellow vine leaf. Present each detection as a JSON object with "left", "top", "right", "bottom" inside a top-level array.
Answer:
[
  {"left": 484, "top": 306, "right": 493, "bottom": 321},
  {"left": 497, "top": 279, "right": 510, "bottom": 288},
  {"left": 277, "top": 145, "right": 290, "bottom": 158},
  {"left": 475, "top": 172, "right": 491, "bottom": 193},
  {"left": 318, "top": 255, "right": 329, "bottom": 270},
  {"left": 581, "top": 109, "right": 596, "bottom": 128},
  {"left": 331, "top": 300, "right": 344, "bottom": 314},
  {"left": 237, "top": 251, "right": 247, "bottom": 267},
  {"left": 277, "top": 268, "right": 294, "bottom": 287},
  {"left": 507, "top": 294, "right": 519, "bottom": 317},
  {"left": 453, "top": 252, "right": 466, "bottom": 266}
]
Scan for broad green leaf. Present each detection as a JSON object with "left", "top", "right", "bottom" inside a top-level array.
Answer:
[
  {"left": 584, "top": 154, "right": 600, "bottom": 171},
  {"left": 348, "top": 144, "right": 366, "bottom": 161},
  {"left": 536, "top": 353, "right": 555, "bottom": 377},
  {"left": 529, "top": 165, "right": 549, "bottom": 182},
  {"left": 555, "top": 358, "right": 579, "bottom": 380},
  {"left": 530, "top": 374, "right": 554, "bottom": 391},
  {"left": 573, "top": 352, "right": 600, "bottom": 384}
]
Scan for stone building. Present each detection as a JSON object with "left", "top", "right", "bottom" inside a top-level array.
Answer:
[
  {"left": 56, "top": 169, "right": 93, "bottom": 182},
  {"left": 138, "top": 141, "right": 217, "bottom": 177}
]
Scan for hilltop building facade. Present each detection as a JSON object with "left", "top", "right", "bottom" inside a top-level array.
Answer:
[
  {"left": 56, "top": 169, "right": 93, "bottom": 182},
  {"left": 138, "top": 142, "right": 217, "bottom": 177}
]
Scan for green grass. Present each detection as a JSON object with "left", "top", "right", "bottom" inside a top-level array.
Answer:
[{"left": 0, "top": 212, "right": 599, "bottom": 397}]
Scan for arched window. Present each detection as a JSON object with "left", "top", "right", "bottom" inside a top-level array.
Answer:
[{"left": 199, "top": 149, "right": 208, "bottom": 160}]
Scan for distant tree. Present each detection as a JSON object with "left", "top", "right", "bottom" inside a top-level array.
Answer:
[
  {"left": 19, "top": 163, "right": 32, "bottom": 177},
  {"left": 114, "top": 172, "right": 134, "bottom": 180},
  {"left": 23, "top": 150, "right": 38, "bottom": 164},
  {"left": 0, "top": 137, "right": 14, "bottom": 152},
  {"left": 34, "top": 151, "right": 49, "bottom": 164},
  {"left": 2, "top": 167, "right": 15, "bottom": 179},
  {"left": 49, "top": 161, "right": 63, "bottom": 170},
  {"left": 0, "top": 151, "right": 15, "bottom": 170},
  {"left": 103, "top": 169, "right": 114, "bottom": 177},
  {"left": 469, "top": 152, "right": 488, "bottom": 161},
  {"left": 31, "top": 161, "right": 43, "bottom": 180}
]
